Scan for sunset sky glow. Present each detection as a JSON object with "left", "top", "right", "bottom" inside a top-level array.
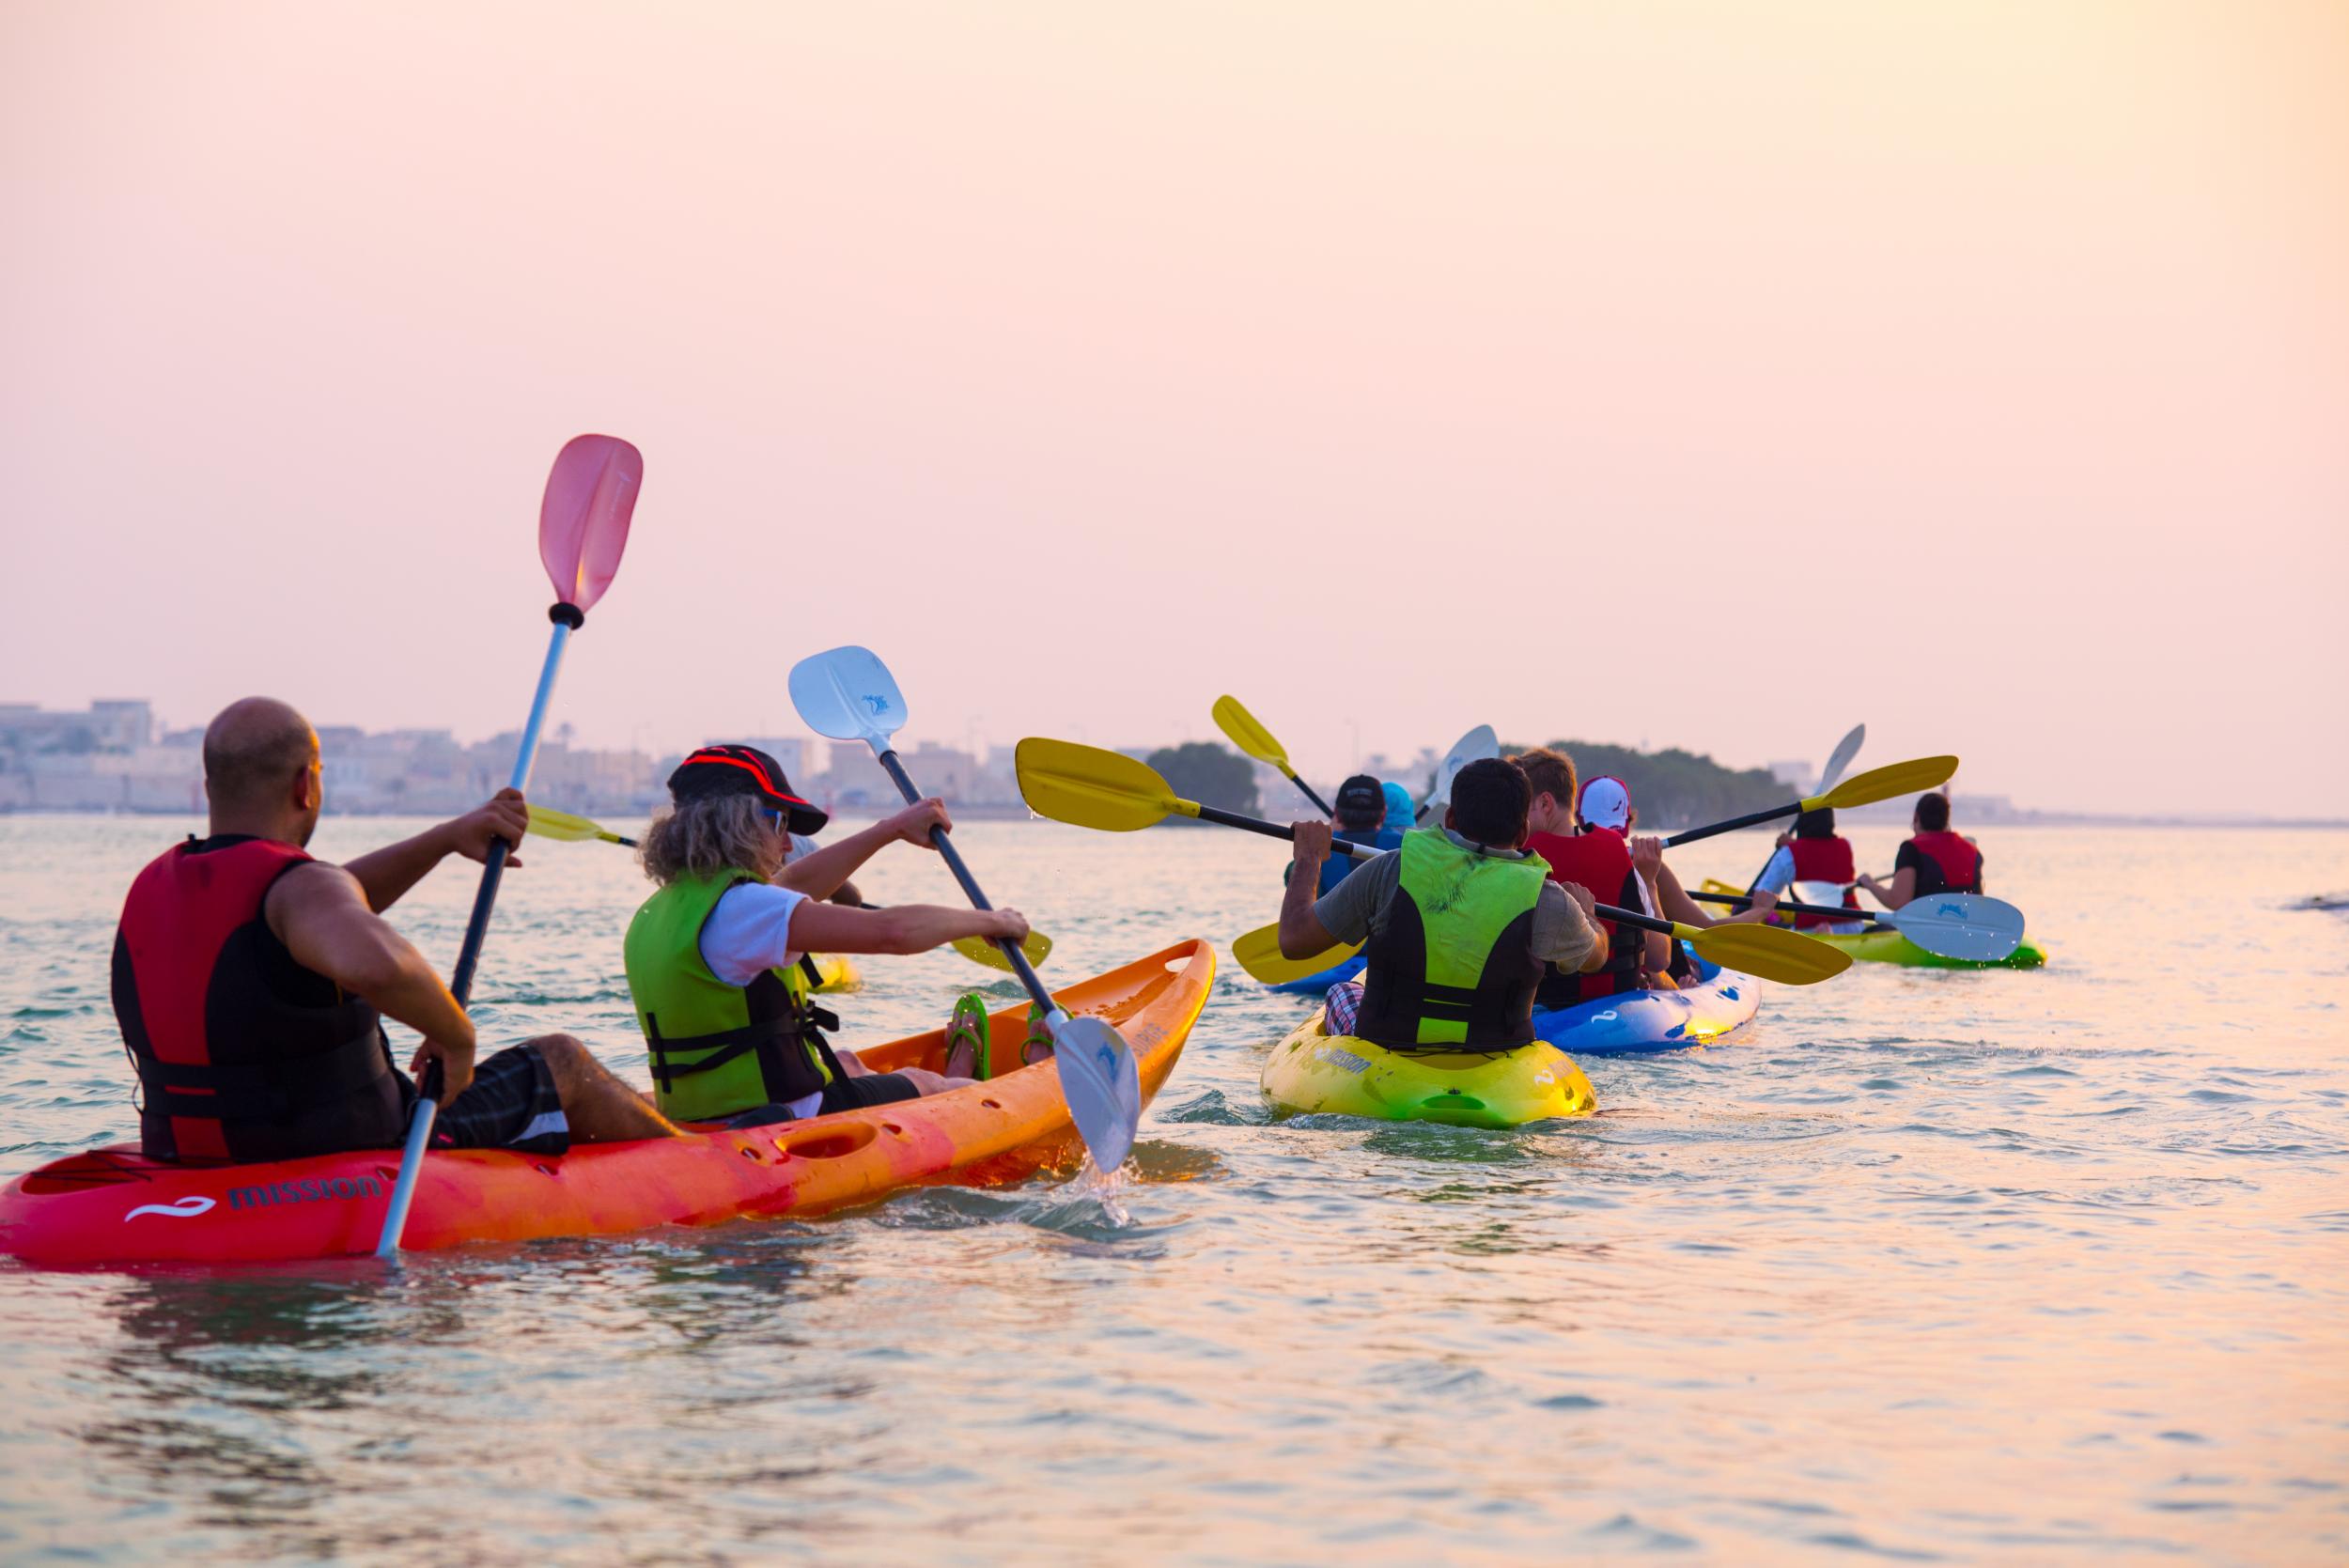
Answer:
[{"left": 4, "top": 2, "right": 2343, "bottom": 816}]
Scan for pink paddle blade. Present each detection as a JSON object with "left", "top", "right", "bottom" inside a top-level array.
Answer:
[{"left": 539, "top": 434, "right": 643, "bottom": 612}]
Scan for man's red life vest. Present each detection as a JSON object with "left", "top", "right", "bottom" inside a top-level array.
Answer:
[
  {"left": 111, "top": 836, "right": 400, "bottom": 1164},
  {"left": 1786, "top": 836, "right": 1860, "bottom": 929},
  {"left": 1525, "top": 829, "right": 1643, "bottom": 1003},
  {"left": 1908, "top": 831, "right": 1983, "bottom": 894}
]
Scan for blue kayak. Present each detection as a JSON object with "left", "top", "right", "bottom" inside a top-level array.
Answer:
[
  {"left": 1531, "top": 956, "right": 1758, "bottom": 1056},
  {"left": 1266, "top": 954, "right": 1366, "bottom": 995},
  {"left": 1268, "top": 950, "right": 1758, "bottom": 1056}
]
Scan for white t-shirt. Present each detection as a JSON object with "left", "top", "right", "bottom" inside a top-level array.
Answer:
[
  {"left": 697, "top": 881, "right": 824, "bottom": 1120},
  {"left": 1755, "top": 846, "right": 1866, "bottom": 933},
  {"left": 699, "top": 881, "right": 811, "bottom": 986}
]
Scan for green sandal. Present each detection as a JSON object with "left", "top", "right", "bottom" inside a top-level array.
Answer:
[
  {"left": 942, "top": 992, "right": 992, "bottom": 1081},
  {"left": 1019, "top": 1001, "right": 1055, "bottom": 1066}
]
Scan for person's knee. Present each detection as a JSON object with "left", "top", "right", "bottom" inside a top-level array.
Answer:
[
  {"left": 525, "top": 1032, "right": 595, "bottom": 1086},
  {"left": 894, "top": 1067, "right": 957, "bottom": 1096}
]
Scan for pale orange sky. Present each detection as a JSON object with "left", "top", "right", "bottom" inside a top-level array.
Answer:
[{"left": 4, "top": 2, "right": 2344, "bottom": 816}]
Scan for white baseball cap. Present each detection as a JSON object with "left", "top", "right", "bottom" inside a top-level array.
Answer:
[{"left": 1578, "top": 775, "right": 1632, "bottom": 832}]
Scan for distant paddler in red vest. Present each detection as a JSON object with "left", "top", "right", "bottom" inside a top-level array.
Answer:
[
  {"left": 1511, "top": 750, "right": 1657, "bottom": 1001},
  {"left": 1859, "top": 791, "right": 1984, "bottom": 909},
  {"left": 1753, "top": 808, "right": 1866, "bottom": 933},
  {"left": 111, "top": 697, "right": 679, "bottom": 1166}
]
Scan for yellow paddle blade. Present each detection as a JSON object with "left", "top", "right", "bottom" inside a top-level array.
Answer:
[
  {"left": 1680, "top": 921, "right": 1853, "bottom": 986},
  {"left": 524, "top": 803, "right": 619, "bottom": 843},
  {"left": 1211, "top": 694, "right": 1291, "bottom": 773},
  {"left": 1232, "top": 922, "right": 1362, "bottom": 985},
  {"left": 1809, "top": 755, "right": 1959, "bottom": 813},
  {"left": 949, "top": 928, "right": 1055, "bottom": 971},
  {"left": 1015, "top": 737, "right": 1195, "bottom": 832}
]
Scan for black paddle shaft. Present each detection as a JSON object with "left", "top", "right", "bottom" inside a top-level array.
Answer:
[
  {"left": 1663, "top": 800, "right": 1803, "bottom": 848},
  {"left": 872, "top": 749, "right": 1055, "bottom": 1016},
  {"left": 1288, "top": 774, "right": 1334, "bottom": 816},
  {"left": 1693, "top": 889, "right": 1885, "bottom": 925},
  {"left": 446, "top": 840, "right": 511, "bottom": 1008}
]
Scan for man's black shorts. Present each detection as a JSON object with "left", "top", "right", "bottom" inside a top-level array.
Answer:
[
  {"left": 816, "top": 1071, "right": 922, "bottom": 1114},
  {"left": 423, "top": 1043, "right": 569, "bottom": 1157}
]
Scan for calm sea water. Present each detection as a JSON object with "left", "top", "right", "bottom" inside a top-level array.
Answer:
[{"left": 0, "top": 815, "right": 2343, "bottom": 1564}]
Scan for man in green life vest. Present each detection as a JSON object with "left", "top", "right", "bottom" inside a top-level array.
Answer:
[
  {"left": 1277, "top": 756, "right": 1606, "bottom": 1048},
  {"left": 622, "top": 745, "right": 1031, "bottom": 1124}
]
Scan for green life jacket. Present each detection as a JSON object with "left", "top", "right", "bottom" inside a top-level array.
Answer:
[
  {"left": 622, "top": 873, "right": 843, "bottom": 1122},
  {"left": 1354, "top": 829, "right": 1549, "bottom": 1049}
]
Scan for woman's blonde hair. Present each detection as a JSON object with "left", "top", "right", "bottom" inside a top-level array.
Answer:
[{"left": 639, "top": 794, "right": 783, "bottom": 885}]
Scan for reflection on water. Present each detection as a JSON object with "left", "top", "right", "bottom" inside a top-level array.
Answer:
[{"left": 3, "top": 817, "right": 2347, "bottom": 1562}]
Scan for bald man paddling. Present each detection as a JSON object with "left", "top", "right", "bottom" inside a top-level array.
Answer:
[{"left": 111, "top": 697, "right": 678, "bottom": 1166}]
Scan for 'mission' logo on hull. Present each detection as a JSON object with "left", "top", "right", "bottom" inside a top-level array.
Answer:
[{"left": 227, "top": 1175, "right": 383, "bottom": 1211}]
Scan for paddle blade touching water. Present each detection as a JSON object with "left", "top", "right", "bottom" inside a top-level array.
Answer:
[
  {"left": 538, "top": 435, "right": 642, "bottom": 613},
  {"left": 789, "top": 648, "right": 1141, "bottom": 1173}
]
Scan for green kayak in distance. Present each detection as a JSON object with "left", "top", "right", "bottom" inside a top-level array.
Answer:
[{"left": 1700, "top": 880, "right": 2046, "bottom": 970}]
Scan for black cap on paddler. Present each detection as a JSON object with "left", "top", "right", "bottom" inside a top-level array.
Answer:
[
  {"left": 1334, "top": 772, "right": 1385, "bottom": 827},
  {"left": 668, "top": 744, "right": 829, "bottom": 835}
]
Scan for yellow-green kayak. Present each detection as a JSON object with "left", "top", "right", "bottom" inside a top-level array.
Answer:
[{"left": 1262, "top": 1010, "right": 1597, "bottom": 1128}]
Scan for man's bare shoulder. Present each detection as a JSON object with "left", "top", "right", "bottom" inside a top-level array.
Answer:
[{"left": 264, "top": 858, "right": 368, "bottom": 920}]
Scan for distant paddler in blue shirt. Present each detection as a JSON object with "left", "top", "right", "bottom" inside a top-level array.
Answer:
[
  {"left": 1283, "top": 773, "right": 1392, "bottom": 898},
  {"left": 621, "top": 744, "right": 1032, "bottom": 1125},
  {"left": 1378, "top": 782, "right": 1415, "bottom": 847}
]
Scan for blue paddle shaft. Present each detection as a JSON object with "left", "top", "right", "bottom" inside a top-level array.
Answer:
[
  {"left": 870, "top": 748, "right": 1055, "bottom": 1016},
  {"left": 445, "top": 616, "right": 570, "bottom": 1008},
  {"left": 378, "top": 611, "right": 576, "bottom": 1259},
  {"left": 372, "top": 1061, "right": 442, "bottom": 1259}
]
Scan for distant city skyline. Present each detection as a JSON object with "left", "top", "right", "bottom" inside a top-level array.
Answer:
[{"left": 13, "top": 695, "right": 2339, "bottom": 827}]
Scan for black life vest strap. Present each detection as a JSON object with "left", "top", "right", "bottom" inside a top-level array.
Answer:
[
  {"left": 643, "top": 1013, "right": 790, "bottom": 1093},
  {"left": 132, "top": 1033, "right": 392, "bottom": 1121},
  {"left": 644, "top": 996, "right": 848, "bottom": 1096}
]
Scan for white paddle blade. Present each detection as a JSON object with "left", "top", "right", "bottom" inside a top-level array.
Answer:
[
  {"left": 1816, "top": 724, "right": 1865, "bottom": 794},
  {"left": 788, "top": 646, "right": 910, "bottom": 750},
  {"left": 1888, "top": 893, "right": 2026, "bottom": 962},
  {"left": 1049, "top": 1012, "right": 1142, "bottom": 1172},
  {"left": 1418, "top": 723, "right": 1499, "bottom": 817}
]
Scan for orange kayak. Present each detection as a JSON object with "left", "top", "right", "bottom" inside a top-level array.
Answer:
[{"left": 0, "top": 939, "right": 1213, "bottom": 1267}]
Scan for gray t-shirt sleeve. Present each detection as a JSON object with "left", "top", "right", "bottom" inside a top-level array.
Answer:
[
  {"left": 1530, "top": 880, "right": 1602, "bottom": 972},
  {"left": 1310, "top": 849, "right": 1401, "bottom": 947}
]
